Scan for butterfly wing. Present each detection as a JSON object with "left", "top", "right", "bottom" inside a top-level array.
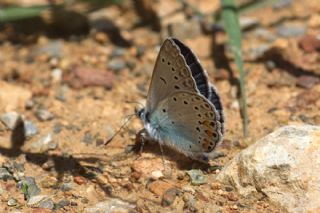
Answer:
[
  {"left": 149, "top": 91, "right": 223, "bottom": 161},
  {"left": 146, "top": 38, "right": 201, "bottom": 113}
]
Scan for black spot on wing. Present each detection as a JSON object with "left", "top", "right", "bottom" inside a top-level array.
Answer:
[{"left": 160, "top": 77, "right": 167, "bottom": 84}]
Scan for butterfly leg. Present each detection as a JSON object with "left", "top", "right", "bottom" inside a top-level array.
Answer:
[{"left": 136, "top": 128, "right": 149, "bottom": 155}]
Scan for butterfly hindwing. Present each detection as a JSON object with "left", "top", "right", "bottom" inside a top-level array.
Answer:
[{"left": 151, "top": 91, "right": 223, "bottom": 155}]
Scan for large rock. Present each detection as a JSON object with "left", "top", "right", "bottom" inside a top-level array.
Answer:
[{"left": 217, "top": 125, "right": 320, "bottom": 213}]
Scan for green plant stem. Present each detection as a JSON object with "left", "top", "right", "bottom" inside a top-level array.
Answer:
[{"left": 220, "top": 0, "right": 248, "bottom": 137}]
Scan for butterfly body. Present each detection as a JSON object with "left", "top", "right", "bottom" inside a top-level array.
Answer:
[{"left": 138, "top": 38, "right": 224, "bottom": 163}]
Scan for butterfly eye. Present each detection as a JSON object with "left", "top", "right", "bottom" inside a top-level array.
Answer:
[{"left": 145, "top": 112, "right": 150, "bottom": 122}]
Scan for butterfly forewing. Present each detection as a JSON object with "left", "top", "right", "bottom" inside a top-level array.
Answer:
[{"left": 146, "top": 39, "right": 199, "bottom": 113}]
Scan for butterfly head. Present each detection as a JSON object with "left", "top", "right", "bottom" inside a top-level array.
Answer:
[{"left": 136, "top": 108, "right": 151, "bottom": 123}]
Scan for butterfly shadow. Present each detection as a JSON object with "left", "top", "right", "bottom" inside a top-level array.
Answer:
[{"left": 133, "top": 138, "right": 212, "bottom": 170}]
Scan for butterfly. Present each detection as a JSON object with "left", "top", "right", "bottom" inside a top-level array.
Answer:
[{"left": 137, "top": 37, "right": 224, "bottom": 163}]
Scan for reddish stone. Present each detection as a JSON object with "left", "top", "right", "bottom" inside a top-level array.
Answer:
[
  {"left": 73, "top": 176, "right": 87, "bottom": 185},
  {"left": 63, "top": 67, "right": 115, "bottom": 89},
  {"left": 298, "top": 35, "right": 320, "bottom": 53}
]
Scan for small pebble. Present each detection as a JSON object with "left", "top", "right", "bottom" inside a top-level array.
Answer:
[
  {"left": 183, "top": 194, "right": 197, "bottom": 211},
  {"left": 0, "top": 167, "right": 13, "bottom": 180},
  {"left": 136, "top": 45, "right": 145, "bottom": 58},
  {"left": 60, "top": 183, "right": 74, "bottom": 192},
  {"left": 82, "top": 132, "right": 94, "bottom": 144},
  {"left": 225, "top": 186, "right": 234, "bottom": 192},
  {"left": 248, "top": 44, "right": 271, "bottom": 60},
  {"left": 108, "top": 58, "right": 126, "bottom": 72},
  {"left": 186, "top": 170, "right": 207, "bottom": 185},
  {"left": 177, "top": 171, "right": 185, "bottom": 180},
  {"left": 25, "top": 100, "right": 35, "bottom": 110},
  {"left": 30, "top": 133, "right": 56, "bottom": 152},
  {"left": 277, "top": 24, "right": 306, "bottom": 38},
  {"left": 110, "top": 48, "right": 125, "bottom": 58},
  {"left": 35, "top": 109, "right": 54, "bottom": 121},
  {"left": 161, "top": 188, "right": 180, "bottom": 207},
  {"left": 298, "top": 34, "right": 320, "bottom": 53},
  {"left": 296, "top": 75, "right": 319, "bottom": 89},
  {"left": 51, "top": 68, "right": 63, "bottom": 83},
  {"left": 0, "top": 112, "right": 22, "bottom": 130},
  {"left": 151, "top": 170, "right": 164, "bottom": 180},
  {"left": 211, "top": 182, "right": 222, "bottom": 190},
  {"left": 55, "top": 86, "right": 68, "bottom": 102},
  {"left": 95, "top": 138, "right": 104, "bottom": 146},
  {"left": 57, "top": 199, "right": 70, "bottom": 208},
  {"left": 226, "top": 192, "right": 238, "bottom": 201},
  {"left": 39, "top": 197, "right": 54, "bottom": 209},
  {"left": 182, "top": 186, "right": 195, "bottom": 194},
  {"left": 273, "top": 0, "right": 292, "bottom": 9},
  {"left": 24, "top": 120, "right": 38, "bottom": 138},
  {"left": 84, "top": 199, "right": 136, "bottom": 213},
  {"left": 53, "top": 123, "right": 63, "bottom": 134},
  {"left": 36, "top": 40, "right": 63, "bottom": 58},
  {"left": 254, "top": 28, "right": 276, "bottom": 42},
  {"left": 18, "top": 176, "right": 41, "bottom": 199},
  {"left": 74, "top": 176, "right": 87, "bottom": 185},
  {"left": 7, "top": 198, "right": 18, "bottom": 206},
  {"left": 27, "top": 195, "right": 48, "bottom": 206},
  {"left": 81, "top": 197, "right": 89, "bottom": 204},
  {"left": 265, "top": 60, "right": 276, "bottom": 71},
  {"left": 239, "top": 17, "right": 259, "bottom": 30}
]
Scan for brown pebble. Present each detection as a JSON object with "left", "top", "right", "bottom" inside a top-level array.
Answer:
[
  {"left": 148, "top": 180, "right": 175, "bottom": 196},
  {"left": 130, "top": 171, "right": 141, "bottom": 181},
  {"left": 226, "top": 192, "right": 239, "bottom": 202},
  {"left": 211, "top": 182, "right": 222, "bottom": 190},
  {"left": 296, "top": 75, "right": 319, "bottom": 89},
  {"left": 298, "top": 34, "right": 320, "bottom": 53},
  {"left": 161, "top": 188, "right": 180, "bottom": 207},
  {"left": 123, "top": 182, "right": 135, "bottom": 191},
  {"left": 63, "top": 67, "right": 115, "bottom": 89},
  {"left": 73, "top": 176, "right": 87, "bottom": 185}
]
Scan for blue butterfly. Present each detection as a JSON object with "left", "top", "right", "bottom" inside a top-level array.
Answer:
[{"left": 137, "top": 38, "right": 224, "bottom": 163}]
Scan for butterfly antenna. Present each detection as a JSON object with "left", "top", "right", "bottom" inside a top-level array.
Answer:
[{"left": 104, "top": 114, "right": 135, "bottom": 146}]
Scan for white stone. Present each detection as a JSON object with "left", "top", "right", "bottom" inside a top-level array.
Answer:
[
  {"left": 84, "top": 198, "right": 135, "bottom": 213},
  {"left": 217, "top": 125, "right": 320, "bottom": 213},
  {"left": 151, "top": 170, "right": 164, "bottom": 180}
]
